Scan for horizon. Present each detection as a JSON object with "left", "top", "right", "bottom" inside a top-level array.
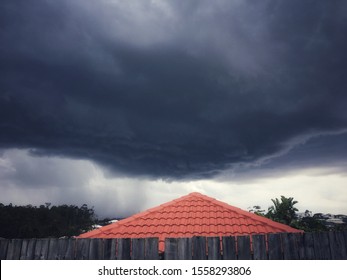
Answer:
[{"left": 1, "top": 186, "right": 347, "bottom": 220}]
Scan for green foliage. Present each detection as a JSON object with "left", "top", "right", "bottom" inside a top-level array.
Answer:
[
  {"left": 266, "top": 196, "right": 298, "bottom": 226},
  {"left": 0, "top": 203, "right": 96, "bottom": 238},
  {"left": 248, "top": 205, "right": 266, "bottom": 216},
  {"left": 263, "top": 196, "right": 345, "bottom": 232},
  {"left": 295, "top": 216, "right": 327, "bottom": 232}
]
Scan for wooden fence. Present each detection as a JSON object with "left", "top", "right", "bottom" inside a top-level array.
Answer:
[{"left": 1, "top": 231, "right": 347, "bottom": 260}]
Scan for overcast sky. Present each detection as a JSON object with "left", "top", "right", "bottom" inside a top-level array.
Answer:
[{"left": 1, "top": 0, "right": 347, "bottom": 218}]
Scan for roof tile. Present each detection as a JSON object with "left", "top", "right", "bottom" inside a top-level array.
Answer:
[{"left": 78, "top": 192, "right": 302, "bottom": 251}]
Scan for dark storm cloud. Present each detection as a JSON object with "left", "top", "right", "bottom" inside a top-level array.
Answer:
[
  {"left": 1, "top": 0, "right": 347, "bottom": 179},
  {"left": 218, "top": 130, "right": 347, "bottom": 182}
]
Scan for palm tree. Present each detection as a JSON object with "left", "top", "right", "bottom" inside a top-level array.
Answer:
[{"left": 266, "top": 196, "right": 298, "bottom": 226}]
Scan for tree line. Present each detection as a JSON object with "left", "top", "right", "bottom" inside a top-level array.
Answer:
[
  {"left": 1, "top": 196, "right": 346, "bottom": 239},
  {"left": 0, "top": 203, "right": 97, "bottom": 239},
  {"left": 249, "top": 195, "right": 347, "bottom": 232}
]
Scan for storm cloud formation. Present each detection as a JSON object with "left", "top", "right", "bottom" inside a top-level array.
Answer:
[{"left": 1, "top": 0, "right": 347, "bottom": 180}]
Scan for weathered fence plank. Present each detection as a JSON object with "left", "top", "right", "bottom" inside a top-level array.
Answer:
[
  {"left": 6, "top": 239, "right": 22, "bottom": 260},
  {"left": 27, "top": 239, "right": 37, "bottom": 260},
  {"left": 165, "top": 238, "right": 178, "bottom": 260},
  {"left": 295, "top": 233, "right": 305, "bottom": 260},
  {"left": 252, "top": 235, "right": 267, "bottom": 260},
  {"left": 222, "top": 236, "right": 236, "bottom": 260},
  {"left": 282, "top": 233, "right": 299, "bottom": 260},
  {"left": 75, "top": 238, "right": 90, "bottom": 260},
  {"left": 61, "top": 238, "right": 76, "bottom": 259},
  {"left": 178, "top": 238, "right": 192, "bottom": 260},
  {"left": 102, "top": 239, "right": 114, "bottom": 260},
  {"left": 268, "top": 233, "right": 282, "bottom": 260},
  {"left": 328, "top": 231, "right": 346, "bottom": 260},
  {"left": 312, "top": 232, "right": 323, "bottom": 259},
  {"left": 33, "top": 239, "right": 44, "bottom": 260},
  {"left": 89, "top": 238, "right": 104, "bottom": 260},
  {"left": 19, "top": 239, "right": 30, "bottom": 260},
  {"left": 42, "top": 239, "right": 50, "bottom": 260},
  {"left": 47, "top": 238, "right": 60, "bottom": 260},
  {"left": 192, "top": 236, "right": 207, "bottom": 260},
  {"left": 344, "top": 231, "right": 347, "bottom": 245},
  {"left": 335, "top": 231, "right": 347, "bottom": 259},
  {"left": 207, "top": 237, "right": 221, "bottom": 260},
  {"left": 47, "top": 238, "right": 75, "bottom": 260},
  {"left": 313, "top": 232, "right": 331, "bottom": 260},
  {"left": 321, "top": 231, "right": 332, "bottom": 260},
  {"left": 132, "top": 238, "right": 145, "bottom": 260},
  {"left": 145, "top": 238, "right": 159, "bottom": 260},
  {"left": 302, "top": 233, "right": 315, "bottom": 259},
  {"left": 237, "top": 235, "right": 251, "bottom": 260},
  {"left": 108, "top": 239, "right": 117, "bottom": 260},
  {"left": 0, "top": 239, "right": 9, "bottom": 259},
  {"left": 117, "top": 238, "right": 131, "bottom": 260}
]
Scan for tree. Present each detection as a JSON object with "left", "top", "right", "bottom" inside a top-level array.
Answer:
[
  {"left": 297, "top": 216, "right": 327, "bottom": 232},
  {"left": 266, "top": 196, "right": 298, "bottom": 226},
  {"left": 248, "top": 205, "right": 266, "bottom": 216},
  {"left": 260, "top": 196, "right": 345, "bottom": 231},
  {"left": 0, "top": 203, "right": 97, "bottom": 238}
]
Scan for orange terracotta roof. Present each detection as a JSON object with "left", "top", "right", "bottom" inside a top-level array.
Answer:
[{"left": 78, "top": 192, "right": 302, "bottom": 251}]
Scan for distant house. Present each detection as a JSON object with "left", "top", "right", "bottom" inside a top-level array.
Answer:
[{"left": 78, "top": 192, "right": 302, "bottom": 251}]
